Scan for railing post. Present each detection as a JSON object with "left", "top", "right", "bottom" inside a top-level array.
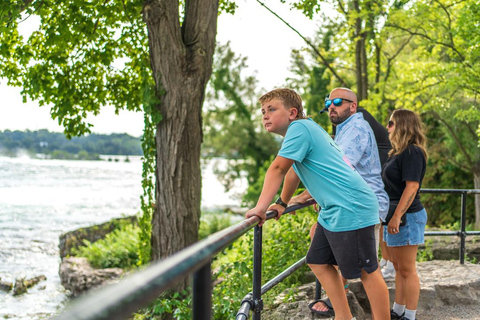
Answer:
[
  {"left": 193, "top": 262, "right": 212, "bottom": 320},
  {"left": 252, "top": 225, "right": 263, "bottom": 320},
  {"left": 460, "top": 192, "right": 467, "bottom": 264},
  {"left": 315, "top": 279, "right": 321, "bottom": 300}
]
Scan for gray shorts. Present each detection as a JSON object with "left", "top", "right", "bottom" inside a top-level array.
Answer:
[{"left": 306, "top": 223, "right": 379, "bottom": 279}]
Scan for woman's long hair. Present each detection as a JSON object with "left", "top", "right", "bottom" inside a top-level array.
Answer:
[{"left": 389, "top": 109, "right": 428, "bottom": 160}]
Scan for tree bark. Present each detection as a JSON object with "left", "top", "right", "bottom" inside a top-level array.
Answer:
[
  {"left": 142, "top": 0, "right": 218, "bottom": 288},
  {"left": 474, "top": 170, "right": 480, "bottom": 229},
  {"left": 353, "top": 0, "right": 368, "bottom": 102}
]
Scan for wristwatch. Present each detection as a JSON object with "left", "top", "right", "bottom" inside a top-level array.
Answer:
[{"left": 275, "top": 197, "right": 288, "bottom": 209}]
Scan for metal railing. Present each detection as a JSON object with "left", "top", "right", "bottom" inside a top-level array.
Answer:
[
  {"left": 53, "top": 189, "right": 480, "bottom": 320},
  {"left": 421, "top": 189, "right": 480, "bottom": 264},
  {"left": 53, "top": 200, "right": 316, "bottom": 320}
]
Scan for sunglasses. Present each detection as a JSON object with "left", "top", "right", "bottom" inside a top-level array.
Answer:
[
  {"left": 387, "top": 120, "right": 395, "bottom": 128},
  {"left": 325, "top": 97, "right": 353, "bottom": 108}
]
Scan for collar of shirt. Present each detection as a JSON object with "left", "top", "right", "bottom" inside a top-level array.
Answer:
[{"left": 335, "top": 112, "right": 364, "bottom": 136}]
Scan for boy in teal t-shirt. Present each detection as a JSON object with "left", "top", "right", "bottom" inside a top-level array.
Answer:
[{"left": 245, "top": 88, "right": 389, "bottom": 320}]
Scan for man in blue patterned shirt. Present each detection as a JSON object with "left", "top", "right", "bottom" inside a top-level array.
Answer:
[{"left": 328, "top": 87, "right": 389, "bottom": 224}]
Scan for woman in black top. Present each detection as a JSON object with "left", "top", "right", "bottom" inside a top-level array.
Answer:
[{"left": 382, "top": 109, "right": 428, "bottom": 320}]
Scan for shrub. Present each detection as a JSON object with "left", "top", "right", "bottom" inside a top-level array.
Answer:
[
  {"left": 199, "top": 212, "right": 236, "bottom": 240},
  {"left": 72, "top": 224, "right": 140, "bottom": 269}
]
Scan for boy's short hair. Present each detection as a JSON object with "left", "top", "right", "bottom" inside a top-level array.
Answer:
[{"left": 259, "top": 88, "right": 306, "bottom": 119}]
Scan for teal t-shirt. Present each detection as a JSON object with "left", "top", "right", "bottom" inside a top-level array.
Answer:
[{"left": 278, "top": 119, "right": 379, "bottom": 232}]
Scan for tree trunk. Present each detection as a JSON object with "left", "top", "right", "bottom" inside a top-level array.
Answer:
[
  {"left": 474, "top": 170, "right": 480, "bottom": 229},
  {"left": 353, "top": 0, "right": 368, "bottom": 102},
  {"left": 142, "top": 0, "right": 218, "bottom": 288}
]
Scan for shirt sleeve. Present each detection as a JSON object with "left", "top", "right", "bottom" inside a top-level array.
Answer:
[
  {"left": 336, "top": 124, "right": 369, "bottom": 167},
  {"left": 401, "top": 146, "right": 425, "bottom": 182},
  {"left": 278, "top": 122, "right": 311, "bottom": 163}
]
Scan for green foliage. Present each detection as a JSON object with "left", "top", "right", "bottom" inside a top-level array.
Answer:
[
  {"left": 134, "top": 206, "right": 318, "bottom": 319},
  {"left": 242, "top": 155, "right": 275, "bottom": 207},
  {"left": 0, "top": 129, "right": 142, "bottom": 157},
  {"left": 72, "top": 224, "right": 140, "bottom": 269},
  {"left": 199, "top": 212, "right": 236, "bottom": 240},
  {"left": 211, "top": 207, "right": 318, "bottom": 318},
  {"left": 132, "top": 290, "right": 192, "bottom": 320},
  {"left": 203, "top": 42, "right": 281, "bottom": 207},
  {"left": 287, "top": 29, "right": 334, "bottom": 130},
  {"left": 0, "top": 0, "right": 152, "bottom": 138},
  {"left": 137, "top": 106, "right": 159, "bottom": 265},
  {"left": 417, "top": 239, "right": 433, "bottom": 262},
  {"left": 288, "top": 0, "right": 480, "bottom": 226},
  {"left": 421, "top": 113, "right": 476, "bottom": 226},
  {"left": 440, "top": 220, "right": 478, "bottom": 233}
]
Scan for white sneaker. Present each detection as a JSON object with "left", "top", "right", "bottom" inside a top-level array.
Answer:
[
  {"left": 382, "top": 268, "right": 396, "bottom": 279},
  {"left": 379, "top": 258, "right": 387, "bottom": 269}
]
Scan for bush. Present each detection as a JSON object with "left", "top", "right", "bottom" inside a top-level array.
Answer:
[
  {"left": 199, "top": 212, "right": 236, "bottom": 240},
  {"left": 132, "top": 206, "right": 318, "bottom": 319},
  {"left": 72, "top": 224, "right": 140, "bottom": 269},
  {"left": 211, "top": 206, "right": 317, "bottom": 318},
  {"left": 132, "top": 290, "right": 192, "bottom": 320}
]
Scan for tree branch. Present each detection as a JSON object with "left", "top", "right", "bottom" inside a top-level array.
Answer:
[
  {"left": 385, "top": 23, "right": 466, "bottom": 62},
  {"left": 383, "top": 34, "right": 414, "bottom": 85},
  {"left": 428, "top": 110, "right": 474, "bottom": 168},
  {"left": 256, "top": 0, "right": 347, "bottom": 86}
]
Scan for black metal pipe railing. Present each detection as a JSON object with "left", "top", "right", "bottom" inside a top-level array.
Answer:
[
  {"left": 193, "top": 262, "right": 212, "bottom": 319},
  {"left": 421, "top": 189, "right": 480, "bottom": 264},
  {"left": 53, "top": 190, "right": 479, "bottom": 320},
  {"left": 252, "top": 224, "right": 263, "bottom": 320},
  {"left": 54, "top": 200, "right": 316, "bottom": 320},
  {"left": 261, "top": 257, "right": 306, "bottom": 295}
]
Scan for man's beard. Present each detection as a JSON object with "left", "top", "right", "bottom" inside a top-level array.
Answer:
[{"left": 329, "top": 108, "right": 351, "bottom": 125}]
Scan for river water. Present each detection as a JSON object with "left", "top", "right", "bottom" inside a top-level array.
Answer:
[{"left": 0, "top": 155, "right": 245, "bottom": 319}]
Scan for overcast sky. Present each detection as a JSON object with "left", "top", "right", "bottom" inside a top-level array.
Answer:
[{"left": 0, "top": 1, "right": 319, "bottom": 137}]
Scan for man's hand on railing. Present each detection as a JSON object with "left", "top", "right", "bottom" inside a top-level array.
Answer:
[
  {"left": 245, "top": 207, "right": 267, "bottom": 227},
  {"left": 267, "top": 203, "right": 286, "bottom": 221},
  {"left": 289, "top": 190, "right": 315, "bottom": 214},
  {"left": 289, "top": 190, "right": 312, "bottom": 204}
]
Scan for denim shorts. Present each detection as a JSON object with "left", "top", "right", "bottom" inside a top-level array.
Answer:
[{"left": 384, "top": 208, "right": 427, "bottom": 247}]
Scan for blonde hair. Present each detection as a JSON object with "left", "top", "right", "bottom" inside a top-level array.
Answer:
[
  {"left": 259, "top": 88, "right": 306, "bottom": 119},
  {"left": 389, "top": 109, "right": 428, "bottom": 160}
]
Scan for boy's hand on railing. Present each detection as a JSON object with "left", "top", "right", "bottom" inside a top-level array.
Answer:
[
  {"left": 267, "top": 204, "right": 286, "bottom": 221},
  {"left": 245, "top": 208, "right": 267, "bottom": 227}
]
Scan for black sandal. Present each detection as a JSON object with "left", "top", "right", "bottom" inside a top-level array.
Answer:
[{"left": 308, "top": 297, "right": 335, "bottom": 316}]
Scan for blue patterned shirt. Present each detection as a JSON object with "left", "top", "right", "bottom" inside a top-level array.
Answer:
[{"left": 335, "top": 112, "right": 389, "bottom": 221}]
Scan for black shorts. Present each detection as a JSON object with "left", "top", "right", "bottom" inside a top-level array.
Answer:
[{"left": 305, "top": 222, "right": 378, "bottom": 279}]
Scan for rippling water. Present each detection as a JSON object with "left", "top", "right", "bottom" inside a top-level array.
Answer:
[{"left": 0, "top": 156, "right": 245, "bottom": 319}]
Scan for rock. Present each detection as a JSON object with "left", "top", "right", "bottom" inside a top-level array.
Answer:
[
  {"left": 266, "top": 283, "right": 365, "bottom": 319},
  {"left": 59, "top": 215, "right": 137, "bottom": 259},
  {"left": 352, "top": 260, "right": 480, "bottom": 313},
  {"left": 59, "top": 257, "right": 123, "bottom": 297},
  {"left": 0, "top": 279, "right": 13, "bottom": 292},
  {"left": 12, "top": 275, "right": 47, "bottom": 296},
  {"left": 13, "top": 278, "right": 27, "bottom": 296},
  {"left": 264, "top": 260, "right": 480, "bottom": 319}
]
